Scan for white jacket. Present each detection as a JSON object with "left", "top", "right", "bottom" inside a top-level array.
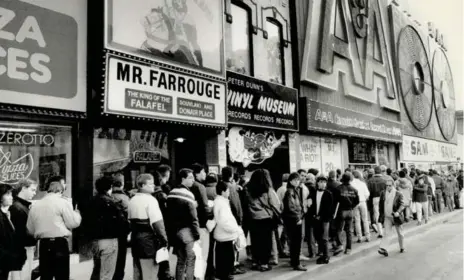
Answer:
[
  {"left": 351, "top": 178, "right": 370, "bottom": 203},
  {"left": 213, "top": 196, "right": 240, "bottom": 242}
]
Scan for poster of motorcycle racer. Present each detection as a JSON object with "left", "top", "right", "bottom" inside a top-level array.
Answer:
[{"left": 105, "top": 0, "right": 224, "bottom": 75}]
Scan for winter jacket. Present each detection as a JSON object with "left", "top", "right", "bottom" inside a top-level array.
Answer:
[
  {"left": 432, "top": 175, "right": 446, "bottom": 191},
  {"left": 213, "top": 196, "right": 240, "bottom": 242},
  {"left": 112, "top": 189, "right": 130, "bottom": 216},
  {"left": 205, "top": 182, "right": 217, "bottom": 201},
  {"left": 226, "top": 182, "right": 243, "bottom": 225},
  {"left": 153, "top": 186, "right": 168, "bottom": 218},
  {"left": 395, "top": 178, "right": 413, "bottom": 205},
  {"left": 413, "top": 177, "right": 429, "bottom": 203},
  {"left": 0, "top": 210, "right": 26, "bottom": 272},
  {"left": 307, "top": 190, "right": 333, "bottom": 222},
  {"left": 190, "top": 181, "right": 213, "bottom": 228},
  {"left": 326, "top": 179, "right": 340, "bottom": 195},
  {"left": 246, "top": 189, "right": 280, "bottom": 221},
  {"left": 367, "top": 174, "right": 387, "bottom": 198},
  {"left": 9, "top": 197, "right": 36, "bottom": 247},
  {"left": 282, "top": 186, "right": 303, "bottom": 224},
  {"left": 444, "top": 178, "right": 458, "bottom": 196},
  {"left": 166, "top": 186, "right": 200, "bottom": 244},
  {"left": 332, "top": 183, "right": 360, "bottom": 212},
  {"left": 351, "top": 179, "right": 370, "bottom": 203},
  {"left": 379, "top": 190, "right": 405, "bottom": 225}
]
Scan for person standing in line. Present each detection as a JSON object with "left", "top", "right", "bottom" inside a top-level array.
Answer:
[
  {"left": 221, "top": 167, "right": 245, "bottom": 274},
  {"left": 304, "top": 174, "right": 317, "bottom": 258},
  {"left": 413, "top": 174, "right": 429, "bottom": 225},
  {"left": 111, "top": 173, "right": 130, "bottom": 280},
  {"left": 276, "top": 173, "right": 290, "bottom": 258},
  {"left": 281, "top": 173, "right": 306, "bottom": 271},
  {"left": 213, "top": 181, "right": 242, "bottom": 280},
  {"left": 444, "top": 173, "right": 458, "bottom": 212},
  {"left": 326, "top": 171, "right": 340, "bottom": 251},
  {"left": 395, "top": 171, "right": 413, "bottom": 222},
  {"left": 296, "top": 170, "right": 310, "bottom": 261},
  {"left": 158, "top": 165, "right": 173, "bottom": 195},
  {"left": 367, "top": 166, "right": 386, "bottom": 238},
  {"left": 167, "top": 169, "right": 200, "bottom": 280},
  {"left": 129, "top": 174, "right": 169, "bottom": 280},
  {"left": 332, "top": 172, "right": 359, "bottom": 255},
  {"left": 426, "top": 171, "right": 436, "bottom": 216},
  {"left": 190, "top": 163, "right": 214, "bottom": 280},
  {"left": 380, "top": 165, "right": 393, "bottom": 181},
  {"left": 378, "top": 179, "right": 406, "bottom": 257},
  {"left": 86, "top": 177, "right": 129, "bottom": 280},
  {"left": 26, "top": 177, "right": 81, "bottom": 280},
  {"left": 431, "top": 170, "right": 445, "bottom": 214},
  {"left": 0, "top": 184, "right": 26, "bottom": 280},
  {"left": 204, "top": 173, "right": 218, "bottom": 280},
  {"left": 308, "top": 176, "right": 333, "bottom": 264},
  {"left": 351, "top": 171, "right": 370, "bottom": 243},
  {"left": 9, "top": 179, "right": 37, "bottom": 280}
]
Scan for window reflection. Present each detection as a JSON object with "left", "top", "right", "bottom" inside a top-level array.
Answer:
[
  {"left": 266, "top": 19, "right": 284, "bottom": 84},
  {"left": 226, "top": 5, "right": 251, "bottom": 75}
]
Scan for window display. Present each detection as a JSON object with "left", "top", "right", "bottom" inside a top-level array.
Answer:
[{"left": 0, "top": 122, "right": 72, "bottom": 199}]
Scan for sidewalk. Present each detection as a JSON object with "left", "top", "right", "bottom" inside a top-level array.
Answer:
[{"left": 70, "top": 210, "right": 462, "bottom": 280}]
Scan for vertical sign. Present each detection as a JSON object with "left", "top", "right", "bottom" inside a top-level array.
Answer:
[
  {"left": 321, "top": 137, "right": 342, "bottom": 175},
  {"left": 299, "top": 136, "right": 321, "bottom": 171}
]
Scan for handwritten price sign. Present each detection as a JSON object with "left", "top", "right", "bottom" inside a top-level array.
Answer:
[{"left": 321, "top": 137, "right": 342, "bottom": 175}]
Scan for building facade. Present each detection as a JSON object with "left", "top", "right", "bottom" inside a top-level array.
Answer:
[{"left": 293, "top": 0, "right": 403, "bottom": 174}]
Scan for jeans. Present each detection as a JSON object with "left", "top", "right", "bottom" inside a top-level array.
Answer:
[
  {"left": 112, "top": 237, "right": 127, "bottom": 280},
  {"left": 270, "top": 229, "right": 279, "bottom": 263},
  {"left": 372, "top": 197, "right": 383, "bottom": 236},
  {"left": 428, "top": 195, "right": 434, "bottom": 216},
  {"left": 215, "top": 241, "right": 235, "bottom": 280},
  {"left": 249, "top": 218, "right": 273, "bottom": 266},
  {"left": 39, "top": 238, "right": 69, "bottom": 280},
  {"left": 176, "top": 242, "right": 195, "bottom": 280},
  {"left": 277, "top": 225, "right": 289, "bottom": 255},
  {"left": 415, "top": 201, "right": 429, "bottom": 223},
  {"left": 133, "top": 257, "right": 158, "bottom": 280},
  {"left": 335, "top": 210, "right": 353, "bottom": 250},
  {"left": 402, "top": 205, "right": 412, "bottom": 222},
  {"left": 435, "top": 190, "right": 444, "bottom": 213},
  {"left": 446, "top": 195, "right": 454, "bottom": 211},
  {"left": 304, "top": 217, "right": 317, "bottom": 256},
  {"left": 284, "top": 221, "right": 302, "bottom": 267},
  {"left": 313, "top": 220, "right": 330, "bottom": 258},
  {"left": 354, "top": 202, "right": 370, "bottom": 240},
  {"left": 379, "top": 217, "right": 404, "bottom": 250},
  {"left": 90, "top": 238, "right": 118, "bottom": 280},
  {"left": 205, "top": 235, "right": 216, "bottom": 280}
]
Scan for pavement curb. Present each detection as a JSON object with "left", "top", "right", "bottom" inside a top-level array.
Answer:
[{"left": 236, "top": 210, "right": 463, "bottom": 280}]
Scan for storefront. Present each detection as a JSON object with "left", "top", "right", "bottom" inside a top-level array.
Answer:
[
  {"left": 89, "top": 0, "right": 228, "bottom": 186},
  {"left": 226, "top": 71, "right": 298, "bottom": 186},
  {"left": 0, "top": 0, "right": 87, "bottom": 252}
]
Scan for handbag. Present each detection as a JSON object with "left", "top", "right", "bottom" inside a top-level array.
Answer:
[
  {"left": 155, "top": 247, "right": 169, "bottom": 263},
  {"left": 235, "top": 228, "right": 246, "bottom": 251},
  {"left": 258, "top": 196, "right": 282, "bottom": 227}
]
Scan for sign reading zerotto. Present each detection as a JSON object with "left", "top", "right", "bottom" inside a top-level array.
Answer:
[
  {"left": 105, "top": 55, "right": 226, "bottom": 126},
  {"left": 402, "top": 135, "right": 458, "bottom": 162}
]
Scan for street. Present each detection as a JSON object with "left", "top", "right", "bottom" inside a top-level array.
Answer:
[{"left": 293, "top": 213, "right": 463, "bottom": 280}]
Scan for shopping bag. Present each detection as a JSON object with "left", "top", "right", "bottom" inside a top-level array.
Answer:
[
  {"left": 411, "top": 202, "right": 417, "bottom": 214},
  {"left": 169, "top": 247, "right": 177, "bottom": 276},
  {"left": 235, "top": 228, "right": 247, "bottom": 251},
  {"left": 192, "top": 241, "right": 203, "bottom": 278},
  {"left": 156, "top": 247, "right": 169, "bottom": 263},
  {"left": 206, "top": 219, "right": 216, "bottom": 233}
]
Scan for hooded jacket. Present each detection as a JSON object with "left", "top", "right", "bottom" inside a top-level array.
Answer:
[{"left": 395, "top": 178, "right": 413, "bottom": 205}]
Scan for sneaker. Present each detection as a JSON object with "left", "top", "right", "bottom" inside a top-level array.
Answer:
[
  {"left": 232, "top": 268, "right": 246, "bottom": 275},
  {"left": 333, "top": 246, "right": 344, "bottom": 256},
  {"left": 316, "top": 256, "right": 330, "bottom": 264},
  {"left": 400, "top": 248, "right": 405, "bottom": 253},
  {"left": 299, "top": 255, "right": 310, "bottom": 261},
  {"left": 378, "top": 248, "right": 388, "bottom": 257},
  {"left": 259, "top": 265, "right": 272, "bottom": 272},
  {"left": 378, "top": 234, "right": 383, "bottom": 239},
  {"left": 269, "top": 260, "right": 278, "bottom": 266},
  {"left": 293, "top": 265, "right": 307, "bottom": 271}
]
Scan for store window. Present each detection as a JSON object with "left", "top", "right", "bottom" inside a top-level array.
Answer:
[
  {"left": 0, "top": 122, "right": 72, "bottom": 199},
  {"left": 225, "top": 4, "right": 252, "bottom": 75},
  {"left": 348, "top": 139, "right": 376, "bottom": 165},
  {"left": 93, "top": 128, "right": 169, "bottom": 189},
  {"left": 266, "top": 19, "right": 284, "bottom": 84}
]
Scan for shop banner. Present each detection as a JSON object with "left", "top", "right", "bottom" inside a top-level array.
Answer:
[
  {"left": 402, "top": 135, "right": 458, "bottom": 163},
  {"left": 299, "top": 136, "right": 321, "bottom": 170},
  {"left": 104, "top": 0, "right": 224, "bottom": 76},
  {"left": 104, "top": 55, "right": 226, "bottom": 127},
  {"left": 306, "top": 100, "right": 403, "bottom": 142},
  {"left": 0, "top": 0, "right": 86, "bottom": 112},
  {"left": 320, "top": 137, "right": 342, "bottom": 175},
  {"left": 227, "top": 72, "right": 298, "bottom": 131}
]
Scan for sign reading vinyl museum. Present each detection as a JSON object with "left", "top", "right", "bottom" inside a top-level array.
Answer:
[
  {"left": 104, "top": 55, "right": 226, "bottom": 127},
  {"left": 227, "top": 72, "right": 298, "bottom": 131}
]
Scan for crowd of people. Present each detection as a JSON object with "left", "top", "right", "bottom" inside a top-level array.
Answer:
[{"left": 0, "top": 164, "right": 462, "bottom": 280}]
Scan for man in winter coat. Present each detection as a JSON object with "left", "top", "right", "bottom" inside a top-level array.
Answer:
[
  {"left": 431, "top": 170, "right": 445, "bottom": 213},
  {"left": 444, "top": 173, "right": 458, "bottom": 212},
  {"left": 395, "top": 171, "right": 413, "bottom": 222},
  {"left": 367, "top": 166, "right": 386, "bottom": 237},
  {"left": 413, "top": 174, "right": 429, "bottom": 225},
  {"left": 351, "top": 171, "right": 370, "bottom": 242}
]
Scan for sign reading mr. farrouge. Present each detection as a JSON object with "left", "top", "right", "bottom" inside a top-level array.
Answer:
[
  {"left": 105, "top": 54, "right": 226, "bottom": 127},
  {"left": 0, "top": 0, "right": 86, "bottom": 112}
]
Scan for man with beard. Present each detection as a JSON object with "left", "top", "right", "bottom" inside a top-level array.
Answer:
[{"left": 308, "top": 176, "right": 333, "bottom": 264}]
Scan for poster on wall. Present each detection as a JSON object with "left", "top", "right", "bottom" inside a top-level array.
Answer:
[
  {"left": 227, "top": 126, "right": 286, "bottom": 167},
  {"left": 39, "top": 154, "right": 66, "bottom": 191},
  {"left": 227, "top": 72, "right": 298, "bottom": 131},
  {"left": 299, "top": 136, "right": 321, "bottom": 171},
  {"left": 0, "top": 0, "right": 87, "bottom": 112},
  {"left": 320, "top": 137, "right": 342, "bottom": 175},
  {"left": 105, "top": 0, "right": 224, "bottom": 76},
  {"left": 104, "top": 54, "right": 227, "bottom": 127}
]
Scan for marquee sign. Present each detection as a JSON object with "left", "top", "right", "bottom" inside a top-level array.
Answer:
[
  {"left": 104, "top": 54, "right": 227, "bottom": 127},
  {"left": 300, "top": 0, "right": 399, "bottom": 112},
  {"left": 402, "top": 135, "right": 458, "bottom": 163}
]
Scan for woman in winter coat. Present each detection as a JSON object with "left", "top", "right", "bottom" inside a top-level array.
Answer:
[
  {"left": 213, "top": 181, "right": 241, "bottom": 280},
  {"left": 245, "top": 169, "right": 280, "bottom": 272},
  {"left": 396, "top": 171, "right": 413, "bottom": 222},
  {"left": 0, "top": 184, "right": 26, "bottom": 280}
]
